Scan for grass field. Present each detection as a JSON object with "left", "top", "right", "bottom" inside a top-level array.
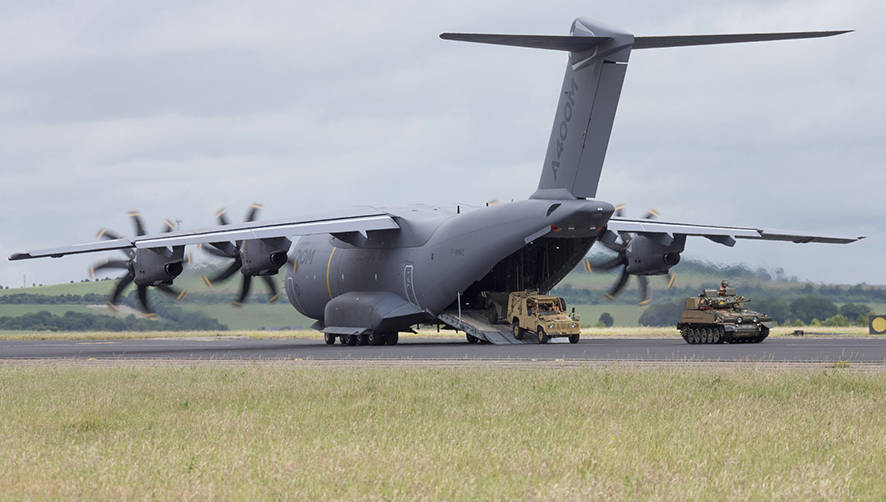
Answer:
[
  {"left": 0, "top": 366, "right": 884, "bottom": 500},
  {"left": 178, "top": 303, "right": 314, "bottom": 330}
]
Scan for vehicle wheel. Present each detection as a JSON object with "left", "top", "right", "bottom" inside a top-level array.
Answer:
[
  {"left": 466, "top": 334, "right": 479, "bottom": 344},
  {"left": 537, "top": 327, "right": 550, "bottom": 344},
  {"left": 512, "top": 322, "right": 524, "bottom": 340},
  {"left": 486, "top": 304, "right": 498, "bottom": 324},
  {"left": 686, "top": 328, "right": 696, "bottom": 344},
  {"left": 346, "top": 335, "right": 358, "bottom": 346},
  {"left": 385, "top": 332, "right": 399, "bottom": 345},
  {"left": 324, "top": 332, "right": 336, "bottom": 345},
  {"left": 368, "top": 332, "right": 385, "bottom": 346},
  {"left": 715, "top": 327, "right": 724, "bottom": 344},
  {"left": 705, "top": 327, "right": 714, "bottom": 344},
  {"left": 568, "top": 334, "right": 580, "bottom": 344},
  {"left": 357, "top": 334, "right": 369, "bottom": 346}
]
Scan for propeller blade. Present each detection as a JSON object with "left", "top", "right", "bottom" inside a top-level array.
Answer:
[
  {"left": 588, "top": 255, "right": 624, "bottom": 271},
  {"left": 606, "top": 267, "right": 631, "bottom": 299},
  {"left": 262, "top": 276, "right": 279, "bottom": 303},
  {"left": 644, "top": 209, "right": 660, "bottom": 220},
  {"left": 109, "top": 271, "right": 135, "bottom": 307},
  {"left": 157, "top": 283, "right": 188, "bottom": 301},
  {"left": 234, "top": 275, "right": 253, "bottom": 305},
  {"left": 207, "top": 260, "right": 242, "bottom": 284},
  {"left": 163, "top": 219, "right": 176, "bottom": 233},
  {"left": 205, "top": 242, "right": 236, "bottom": 258},
  {"left": 638, "top": 275, "right": 650, "bottom": 305},
  {"left": 128, "top": 211, "right": 146, "bottom": 236},
  {"left": 216, "top": 208, "right": 230, "bottom": 226},
  {"left": 97, "top": 228, "right": 134, "bottom": 258},
  {"left": 95, "top": 228, "right": 123, "bottom": 241},
  {"left": 136, "top": 285, "right": 153, "bottom": 315},
  {"left": 90, "top": 260, "right": 131, "bottom": 279},
  {"left": 245, "top": 203, "right": 263, "bottom": 222},
  {"left": 598, "top": 230, "right": 624, "bottom": 252},
  {"left": 667, "top": 272, "right": 677, "bottom": 289},
  {"left": 614, "top": 203, "right": 625, "bottom": 217}
]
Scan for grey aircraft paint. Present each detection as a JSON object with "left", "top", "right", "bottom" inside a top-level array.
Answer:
[{"left": 9, "top": 18, "right": 861, "bottom": 340}]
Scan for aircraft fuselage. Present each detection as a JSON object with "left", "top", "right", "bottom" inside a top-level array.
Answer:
[{"left": 285, "top": 199, "right": 614, "bottom": 330}]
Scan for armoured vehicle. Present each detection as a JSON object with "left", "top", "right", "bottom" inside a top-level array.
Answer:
[
  {"left": 484, "top": 290, "right": 581, "bottom": 344},
  {"left": 678, "top": 289, "right": 772, "bottom": 344}
]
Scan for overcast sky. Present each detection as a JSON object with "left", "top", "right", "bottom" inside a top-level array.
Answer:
[{"left": 1, "top": 0, "right": 882, "bottom": 288}]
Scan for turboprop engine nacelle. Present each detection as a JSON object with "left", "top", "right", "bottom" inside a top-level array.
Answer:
[
  {"left": 624, "top": 234, "right": 686, "bottom": 276},
  {"left": 133, "top": 246, "right": 185, "bottom": 286},
  {"left": 241, "top": 237, "right": 291, "bottom": 276}
]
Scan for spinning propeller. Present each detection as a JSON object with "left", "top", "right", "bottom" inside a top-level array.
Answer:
[
  {"left": 201, "top": 203, "right": 289, "bottom": 305},
  {"left": 586, "top": 204, "right": 679, "bottom": 305},
  {"left": 90, "top": 211, "right": 189, "bottom": 316}
]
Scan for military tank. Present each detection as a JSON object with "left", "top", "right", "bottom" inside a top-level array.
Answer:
[{"left": 677, "top": 288, "right": 772, "bottom": 344}]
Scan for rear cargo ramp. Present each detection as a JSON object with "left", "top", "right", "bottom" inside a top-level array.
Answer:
[{"left": 438, "top": 310, "right": 534, "bottom": 344}]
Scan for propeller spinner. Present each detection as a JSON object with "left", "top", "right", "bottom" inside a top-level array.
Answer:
[
  {"left": 201, "top": 203, "right": 289, "bottom": 305},
  {"left": 90, "top": 211, "right": 189, "bottom": 316},
  {"left": 587, "top": 205, "right": 678, "bottom": 305}
]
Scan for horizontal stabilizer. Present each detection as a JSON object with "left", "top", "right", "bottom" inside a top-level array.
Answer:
[
  {"left": 439, "top": 33, "right": 611, "bottom": 52},
  {"left": 633, "top": 30, "right": 851, "bottom": 49}
]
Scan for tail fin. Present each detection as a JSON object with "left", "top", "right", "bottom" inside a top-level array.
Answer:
[{"left": 441, "top": 19, "right": 850, "bottom": 200}]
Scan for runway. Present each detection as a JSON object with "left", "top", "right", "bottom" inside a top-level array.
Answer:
[{"left": 1, "top": 336, "right": 885, "bottom": 363}]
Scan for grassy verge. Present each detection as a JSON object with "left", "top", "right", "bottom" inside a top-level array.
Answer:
[{"left": 0, "top": 366, "right": 884, "bottom": 499}]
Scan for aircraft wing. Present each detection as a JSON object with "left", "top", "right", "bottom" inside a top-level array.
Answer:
[
  {"left": 606, "top": 218, "right": 863, "bottom": 245},
  {"left": 8, "top": 211, "right": 400, "bottom": 261}
]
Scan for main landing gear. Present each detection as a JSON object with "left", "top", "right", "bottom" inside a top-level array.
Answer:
[{"left": 325, "top": 332, "right": 399, "bottom": 346}]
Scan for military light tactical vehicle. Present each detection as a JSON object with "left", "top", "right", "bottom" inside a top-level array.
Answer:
[
  {"left": 492, "top": 290, "right": 581, "bottom": 344},
  {"left": 678, "top": 289, "right": 772, "bottom": 344}
]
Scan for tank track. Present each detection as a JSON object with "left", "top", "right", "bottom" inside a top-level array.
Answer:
[{"left": 680, "top": 325, "right": 768, "bottom": 345}]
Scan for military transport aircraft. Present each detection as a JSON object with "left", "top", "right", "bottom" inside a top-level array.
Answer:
[{"left": 9, "top": 18, "right": 862, "bottom": 345}]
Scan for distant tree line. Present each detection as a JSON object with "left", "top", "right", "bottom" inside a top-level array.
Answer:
[
  {"left": 0, "top": 291, "right": 285, "bottom": 305},
  {"left": 555, "top": 257, "right": 886, "bottom": 306},
  {"left": 553, "top": 281, "right": 886, "bottom": 306},
  {"left": 0, "top": 309, "right": 227, "bottom": 332},
  {"left": 636, "top": 296, "right": 876, "bottom": 327},
  {"left": 0, "top": 293, "right": 109, "bottom": 304}
]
